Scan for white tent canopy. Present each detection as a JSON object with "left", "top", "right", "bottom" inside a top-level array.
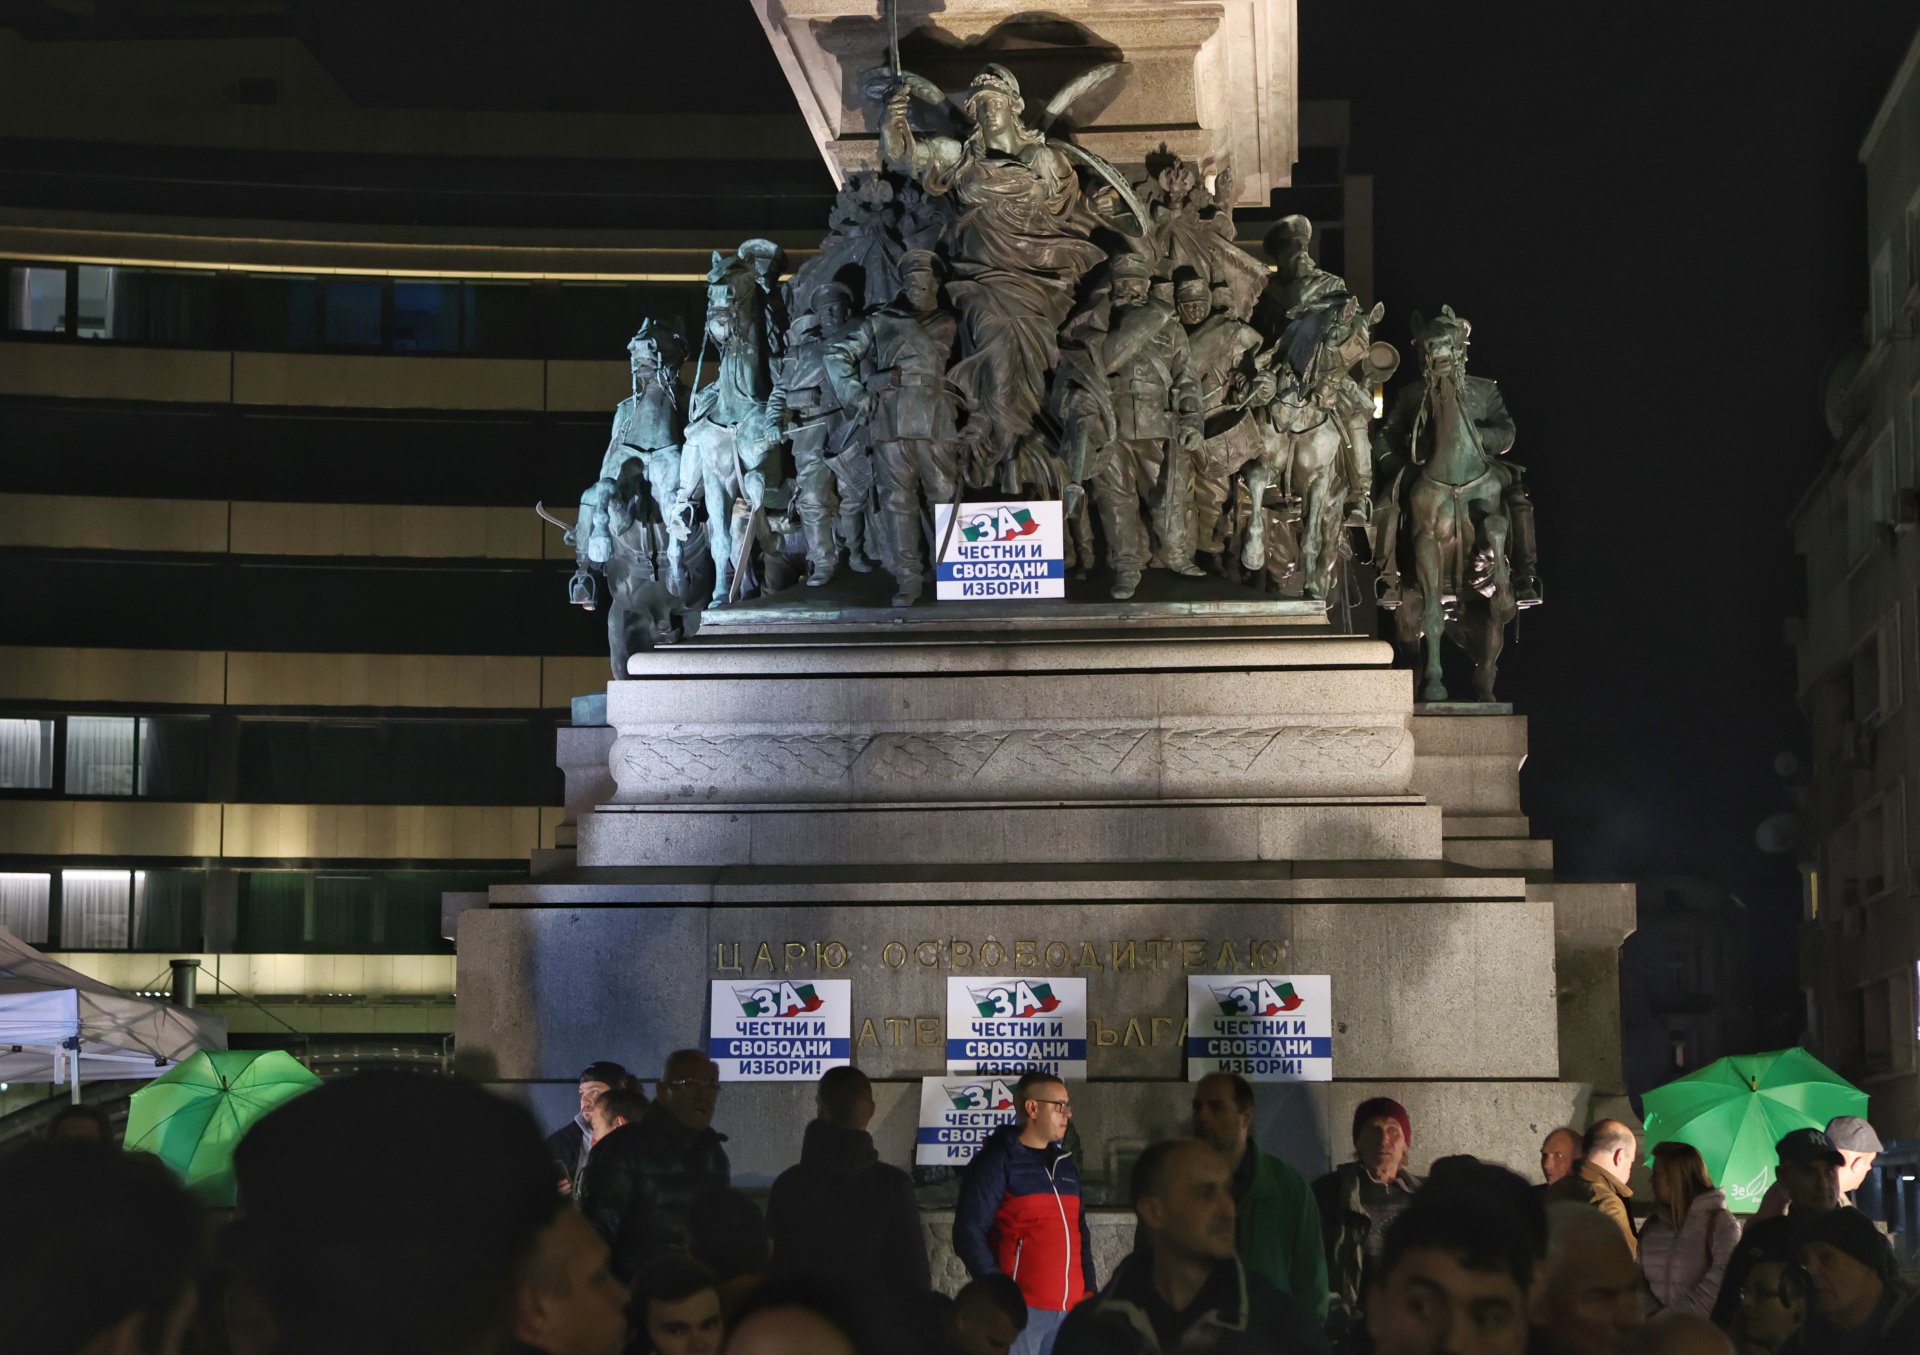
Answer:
[{"left": 0, "top": 925, "right": 226, "bottom": 1099}]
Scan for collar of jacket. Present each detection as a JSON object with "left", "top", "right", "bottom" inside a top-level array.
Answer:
[
  {"left": 1576, "top": 1159, "right": 1631, "bottom": 1199},
  {"left": 1098, "top": 1248, "right": 1253, "bottom": 1344},
  {"left": 1337, "top": 1159, "right": 1422, "bottom": 1214},
  {"left": 983, "top": 1120, "right": 1069, "bottom": 1165}
]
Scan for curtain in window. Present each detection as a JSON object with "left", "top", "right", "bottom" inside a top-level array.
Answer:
[
  {"left": 0, "top": 873, "right": 51, "bottom": 943},
  {"left": 312, "top": 876, "right": 374, "bottom": 949},
  {"left": 65, "top": 716, "right": 136, "bottom": 796},
  {"left": 136, "top": 717, "right": 208, "bottom": 799},
  {"left": 0, "top": 718, "right": 54, "bottom": 789},
  {"left": 133, "top": 870, "right": 203, "bottom": 950},
  {"left": 240, "top": 872, "right": 307, "bottom": 950},
  {"left": 61, "top": 871, "right": 131, "bottom": 948}
]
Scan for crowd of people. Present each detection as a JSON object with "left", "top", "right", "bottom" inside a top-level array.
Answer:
[{"left": 3, "top": 1060, "right": 1916, "bottom": 1355}]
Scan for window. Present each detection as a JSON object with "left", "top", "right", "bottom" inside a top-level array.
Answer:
[
  {"left": 5, "top": 265, "right": 68, "bottom": 332},
  {"left": 60, "top": 869, "right": 131, "bottom": 948},
  {"left": 1851, "top": 612, "right": 1900, "bottom": 724},
  {"left": 239, "top": 275, "right": 319, "bottom": 348},
  {"left": 62, "top": 715, "right": 208, "bottom": 798},
  {"left": 133, "top": 870, "right": 203, "bottom": 950},
  {"left": 236, "top": 717, "right": 538, "bottom": 804},
  {"left": 1670, "top": 1031, "right": 1688, "bottom": 1069},
  {"left": 0, "top": 718, "right": 55, "bottom": 788},
  {"left": 0, "top": 873, "right": 51, "bottom": 943},
  {"left": 1872, "top": 242, "right": 1895, "bottom": 345},
  {"left": 322, "top": 278, "right": 384, "bottom": 347},
  {"left": 1845, "top": 429, "right": 1894, "bottom": 564},
  {"left": 72, "top": 266, "right": 216, "bottom": 346}
]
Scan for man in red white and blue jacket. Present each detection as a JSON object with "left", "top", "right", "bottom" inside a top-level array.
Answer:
[{"left": 954, "top": 1071, "right": 1097, "bottom": 1355}]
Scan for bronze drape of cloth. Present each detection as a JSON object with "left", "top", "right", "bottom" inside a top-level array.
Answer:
[{"left": 935, "top": 143, "right": 1106, "bottom": 464}]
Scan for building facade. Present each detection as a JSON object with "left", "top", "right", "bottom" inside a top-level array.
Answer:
[{"left": 1791, "top": 27, "right": 1920, "bottom": 1228}]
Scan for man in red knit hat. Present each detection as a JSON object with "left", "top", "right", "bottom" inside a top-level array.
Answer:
[{"left": 1312, "top": 1097, "right": 1421, "bottom": 1343}]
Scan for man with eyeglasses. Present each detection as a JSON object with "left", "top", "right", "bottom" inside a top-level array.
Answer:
[
  {"left": 954, "top": 1070, "right": 1096, "bottom": 1355},
  {"left": 579, "top": 1049, "right": 730, "bottom": 1281}
]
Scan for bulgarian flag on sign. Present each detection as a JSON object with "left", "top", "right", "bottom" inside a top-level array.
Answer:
[
  {"left": 781, "top": 984, "right": 825, "bottom": 1017},
  {"left": 962, "top": 507, "right": 1040, "bottom": 543}
]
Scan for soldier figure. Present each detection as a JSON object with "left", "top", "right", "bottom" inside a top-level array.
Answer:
[
  {"left": 1087, "top": 253, "right": 1205, "bottom": 600},
  {"left": 1175, "top": 271, "right": 1271, "bottom": 560},
  {"left": 770, "top": 284, "right": 874, "bottom": 586},
  {"left": 576, "top": 322, "right": 688, "bottom": 598},
  {"left": 825, "top": 250, "right": 960, "bottom": 607}
]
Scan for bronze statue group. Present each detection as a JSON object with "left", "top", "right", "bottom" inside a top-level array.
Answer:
[{"left": 560, "top": 64, "right": 1542, "bottom": 702}]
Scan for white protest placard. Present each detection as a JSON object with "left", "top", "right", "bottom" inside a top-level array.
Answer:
[
  {"left": 1185, "top": 975, "right": 1334, "bottom": 1081},
  {"left": 707, "top": 978, "right": 851, "bottom": 1081},
  {"left": 945, "top": 975, "right": 1087, "bottom": 1079},
  {"left": 933, "top": 499, "right": 1065, "bottom": 601},
  {"left": 915, "top": 1073, "right": 1019, "bottom": 1166}
]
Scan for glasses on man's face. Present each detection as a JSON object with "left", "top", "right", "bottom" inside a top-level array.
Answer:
[{"left": 1030, "top": 1098, "right": 1073, "bottom": 1115}]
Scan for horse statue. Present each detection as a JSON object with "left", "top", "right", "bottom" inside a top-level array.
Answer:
[
  {"left": 1378, "top": 306, "right": 1523, "bottom": 702},
  {"left": 672, "top": 248, "right": 777, "bottom": 606},
  {"left": 1240, "top": 294, "right": 1391, "bottom": 601}
]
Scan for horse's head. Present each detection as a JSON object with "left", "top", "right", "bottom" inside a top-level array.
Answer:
[
  {"left": 1412, "top": 305, "right": 1471, "bottom": 377},
  {"left": 704, "top": 251, "right": 758, "bottom": 348}
]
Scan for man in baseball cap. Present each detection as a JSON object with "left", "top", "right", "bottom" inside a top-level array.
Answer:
[
  {"left": 1710, "top": 1128, "right": 1844, "bottom": 1328},
  {"left": 1826, "top": 1115, "right": 1884, "bottom": 1203},
  {"left": 1795, "top": 1206, "right": 1920, "bottom": 1351}
]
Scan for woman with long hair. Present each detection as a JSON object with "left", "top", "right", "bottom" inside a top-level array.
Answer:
[{"left": 1639, "top": 1140, "right": 1742, "bottom": 1317}]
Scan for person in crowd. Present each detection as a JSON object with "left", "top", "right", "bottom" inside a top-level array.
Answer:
[
  {"left": 767, "top": 1066, "right": 930, "bottom": 1336},
  {"left": 1363, "top": 1167, "right": 1541, "bottom": 1355},
  {"left": 689, "top": 1188, "right": 769, "bottom": 1321},
  {"left": 1708, "top": 1129, "right": 1840, "bottom": 1330},
  {"left": 46, "top": 1101, "right": 115, "bottom": 1143},
  {"left": 954, "top": 1070, "right": 1096, "bottom": 1355},
  {"left": 1632, "top": 1314, "right": 1735, "bottom": 1354},
  {"left": 578, "top": 1048, "right": 730, "bottom": 1280},
  {"left": 1539, "top": 1127, "right": 1581, "bottom": 1190},
  {"left": 509, "top": 1207, "right": 631, "bottom": 1355},
  {"left": 230, "top": 1070, "right": 562, "bottom": 1355},
  {"left": 1638, "top": 1141, "right": 1739, "bottom": 1319},
  {"left": 0, "top": 1139, "right": 202, "bottom": 1355},
  {"left": 1726, "top": 1238, "right": 1805, "bottom": 1354},
  {"left": 721, "top": 1278, "right": 868, "bottom": 1355},
  {"left": 1312, "top": 1096, "right": 1421, "bottom": 1338},
  {"left": 1187, "top": 1071, "right": 1329, "bottom": 1318},
  {"left": 922, "top": 1274, "right": 1030, "bottom": 1355},
  {"left": 1058, "top": 1138, "right": 1326, "bottom": 1353},
  {"left": 589, "top": 1084, "right": 648, "bottom": 1145},
  {"left": 632, "top": 1257, "right": 726, "bottom": 1355},
  {"left": 1751, "top": 1114, "right": 1883, "bottom": 1219},
  {"left": 547, "top": 1061, "right": 631, "bottom": 1192},
  {"left": 1825, "top": 1115, "right": 1883, "bottom": 1202},
  {"left": 1542, "top": 1120, "right": 1638, "bottom": 1256},
  {"left": 1535, "top": 1202, "right": 1645, "bottom": 1355},
  {"left": 1783, "top": 1206, "right": 1920, "bottom": 1352}
]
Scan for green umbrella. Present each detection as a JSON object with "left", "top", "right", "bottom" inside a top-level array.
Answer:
[
  {"left": 1641, "top": 1047, "right": 1867, "bottom": 1212},
  {"left": 124, "top": 1049, "right": 321, "bottom": 1206}
]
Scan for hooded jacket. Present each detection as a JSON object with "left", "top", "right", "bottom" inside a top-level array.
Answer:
[
  {"left": 1637, "top": 1187, "right": 1740, "bottom": 1317},
  {"left": 1054, "top": 1247, "right": 1328, "bottom": 1353},
  {"left": 766, "top": 1119, "right": 931, "bottom": 1315},
  {"left": 954, "top": 1122, "right": 1096, "bottom": 1313},
  {"left": 576, "top": 1102, "right": 729, "bottom": 1280}
]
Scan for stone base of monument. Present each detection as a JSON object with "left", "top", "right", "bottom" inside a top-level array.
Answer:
[{"left": 455, "top": 603, "right": 1633, "bottom": 1281}]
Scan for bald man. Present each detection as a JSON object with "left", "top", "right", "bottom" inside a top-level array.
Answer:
[{"left": 1542, "top": 1121, "right": 1638, "bottom": 1256}]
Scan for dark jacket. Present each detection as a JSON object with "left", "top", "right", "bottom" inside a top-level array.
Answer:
[
  {"left": 1710, "top": 1213, "right": 1794, "bottom": 1329},
  {"left": 954, "top": 1123, "right": 1096, "bottom": 1313},
  {"left": 1055, "top": 1248, "right": 1328, "bottom": 1354},
  {"left": 1780, "top": 1280, "right": 1920, "bottom": 1354},
  {"left": 1310, "top": 1162, "right": 1421, "bottom": 1331},
  {"left": 767, "top": 1119, "right": 930, "bottom": 1325},
  {"left": 576, "top": 1102, "right": 729, "bottom": 1280},
  {"left": 545, "top": 1114, "right": 589, "bottom": 1187}
]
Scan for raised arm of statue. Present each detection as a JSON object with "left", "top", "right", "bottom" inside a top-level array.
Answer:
[{"left": 881, "top": 86, "right": 962, "bottom": 189}]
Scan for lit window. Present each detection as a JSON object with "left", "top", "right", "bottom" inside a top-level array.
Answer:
[
  {"left": 0, "top": 873, "right": 51, "bottom": 943},
  {"left": 4, "top": 265, "right": 67, "bottom": 332},
  {"left": 65, "top": 716, "right": 136, "bottom": 795},
  {"left": 0, "top": 718, "right": 55, "bottom": 788},
  {"left": 60, "top": 869, "right": 131, "bottom": 949}
]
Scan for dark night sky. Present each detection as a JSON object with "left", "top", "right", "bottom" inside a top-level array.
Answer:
[{"left": 1296, "top": 2, "right": 1916, "bottom": 916}]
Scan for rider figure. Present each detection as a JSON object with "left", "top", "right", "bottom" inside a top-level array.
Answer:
[{"left": 770, "top": 284, "right": 873, "bottom": 587}]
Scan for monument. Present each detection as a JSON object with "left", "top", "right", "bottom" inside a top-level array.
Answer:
[{"left": 457, "top": 14, "right": 1631, "bottom": 1285}]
